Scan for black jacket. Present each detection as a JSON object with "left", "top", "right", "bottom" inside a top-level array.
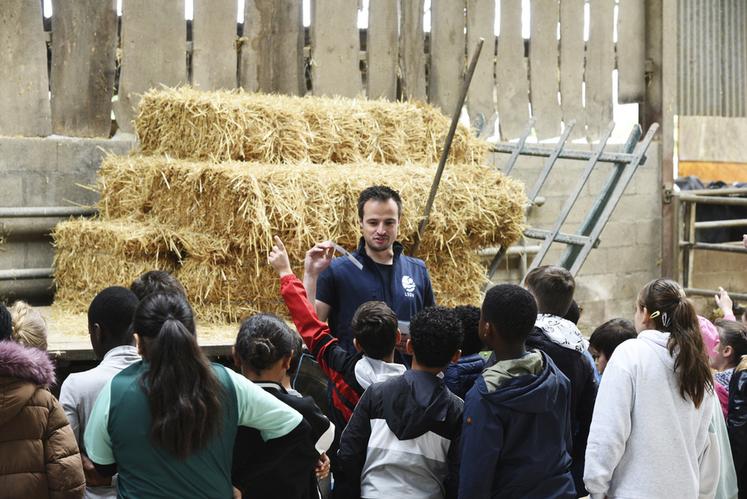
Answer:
[
  {"left": 728, "top": 368, "right": 747, "bottom": 497},
  {"left": 232, "top": 381, "right": 332, "bottom": 499},
  {"left": 334, "top": 370, "right": 463, "bottom": 499},
  {"left": 524, "top": 327, "right": 597, "bottom": 496}
]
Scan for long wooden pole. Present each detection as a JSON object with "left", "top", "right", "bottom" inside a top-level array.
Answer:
[{"left": 410, "top": 38, "right": 485, "bottom": 257}]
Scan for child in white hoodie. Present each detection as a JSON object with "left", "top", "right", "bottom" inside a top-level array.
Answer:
[{"left": 584, "top": 278, "right": 719, "bottom": 499}]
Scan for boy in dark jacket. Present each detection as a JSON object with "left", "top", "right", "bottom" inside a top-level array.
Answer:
[
  {"left": 523, "top": 265, "right": 597, "bottom": 496},
  {"left": 459, "top": 284, "right": 575, "bottom": 499},
  {"left": 334, "top": 306, "right": 464, "bottom": 499},
  {"left": 444, "top": 305, "right": 486, "bottom": 399}
]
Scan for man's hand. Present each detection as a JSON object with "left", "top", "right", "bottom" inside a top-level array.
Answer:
[
  {"left": 315, "top": 452, "right": 331, "bottom": 480},
  {"left": 715, "top": 286, "right": 734, "bottom": 317},
  {"left": 268, "top": 236, "right": 294, "bottom": 277},
  {"left": 304, "top": 241, "right": 334, "bottom": 278},
  {"left": 81, "top": 454, "right": 112, "bottom": 487}
]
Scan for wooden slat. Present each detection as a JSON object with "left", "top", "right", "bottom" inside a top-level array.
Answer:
[
  {"left": 560, "top": 0, "right": 585, "bottom": 139},
  {"left": 429, "top": 0, "right": 465, "bottom": 113},
  {"left": 50, "top": 0, "right": 117, "bottom": 137},
  {"left": 617, "top": 0, "right": 646, "bottom": 103},
  {"left": 466, "top": 0, "right": 496, "bottom": 137},
  {"left": 272, "top": 0, "right": 305, "bottom": 95},
  {"left": 0, "top": 1, "right": 51, "bottom": 136},
  {"left": 113, "top": 0, "right": 186, "bottom": 133},
  {"left": 240, "top": 0, "right": 271, "bottom": 92},
  {"left": 367, "top": 0, "right": 398, "bottom": 100},
  {"left": 529, "top": 0, "right": 561, "bottom": 139},
  {"left": 192, "top": 0, "right": 237, "bottom": 90},
  {"left": 496, "top": 0, "right": 529, "bottom": 140},
  {"left": 311, "top": 0, "right": 361, "bottom": 97},
  {"left": 585, "top": 0, "right": 615, "bottom": 141},
  {"left": 399, "top": 0, "right": 426, "bottom": 101}
]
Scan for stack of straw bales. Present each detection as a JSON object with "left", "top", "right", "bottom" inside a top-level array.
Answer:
[{"left": 54, "top": 87, "right": 526, "bottom": 324}]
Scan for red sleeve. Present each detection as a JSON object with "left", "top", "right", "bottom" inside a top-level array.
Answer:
[{"left": 280, "top": 274, "right": 337, "bottom": 372}]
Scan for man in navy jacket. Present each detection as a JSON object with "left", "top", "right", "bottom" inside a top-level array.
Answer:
[{"left": 303, "top": 185, "right": 435, "bottom": 355}]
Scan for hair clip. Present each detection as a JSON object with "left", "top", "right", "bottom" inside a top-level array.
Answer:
[
  {"left": 649, "top": 310, "right": 661, "bottom": 319},
  {"left": 661, "top": 312, "right": 671, "bottom": 328}
]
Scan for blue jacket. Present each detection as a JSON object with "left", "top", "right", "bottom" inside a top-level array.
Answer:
[
  {"left": 444, "top": 353, "right": 486, "bottom": 399},
  {"left": 458, "top": 352, "right": 575, "bottom": 499},
  {"left": 316, "top": 238, "right": 435, "bottom": 353}
]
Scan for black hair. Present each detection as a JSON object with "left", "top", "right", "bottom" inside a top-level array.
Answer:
[
  {"left": 453, "top": 305, "right": 482, "bottom": 355},
  {"left": 482, "top": 284, "right": 538, "bottom": 343},
  {"left": 0, "top": 304, "right": 11, "bottom": 341},
  {"left": 130, "top": 270, "right": 187, "bottom": 301},
  {"left": 88, "top": 286, "right": 139, "bottom": 345},
  {"left": 351, "top": 301, "right": 398, "bottom": 359},
  {"left": 563, "top": 300, "right": 581, "bottom": 325},
  {"left": 357, "top": 185, "right": 403, "bottom": 220},
  {"left": 638, "top": 279, "right": 712, "bottom": 408},
  {"left": 409, "top": 306, "right": 463, "bottom": 368},
  {"left": 134, "top": 293, "right": 224, "bottom": 459},
  {"left": 714, "top": 319, "right": 747, "bottom": 368},
  {"left": 524, "top": 265, "right": 575, "bottom": 317},
  {"left": 589, "top": 318, "right": 637, "bottom": 359},
  {"left": 235, "top": 314, "right": 297, "bottom": 376}
]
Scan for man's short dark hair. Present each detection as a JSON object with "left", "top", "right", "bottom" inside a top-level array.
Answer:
[
  {"left": 524, "top": 265, "right": 575, "bottom": 317},
  {"left": 351, "top": 301, "right": 398, "bottom": 359},
  {"left": 482, "top": 284, "right": 538, "bottom": 343},
  {"left": 589, "top": 318, "right": 637, "bottom": 359},
  {"left": 357, "top": 185, "right": 403, "bottom": 220},
  {"left": 453, "top": 305, "right": 482, "bottom": 356},
  {"left": 130, "top": 270, "right": 187, "bottom": 301},
  {"left": 88, "top": 286, "right": 140, "bottom": 344},
  {"left": 0, "top": 304, "right": 12, "bottom": 341},
  {"left": 410, "top": 306, "right": 463, "bottom": 368}
]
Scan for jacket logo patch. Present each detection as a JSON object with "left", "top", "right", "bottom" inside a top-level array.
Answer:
[{"left": 401, "top": 275, "right": 416, "bottom": 297}]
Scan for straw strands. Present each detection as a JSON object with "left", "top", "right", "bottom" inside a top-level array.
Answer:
[{"left": 135, "top": 87, "right": 488, "bottom": 165}]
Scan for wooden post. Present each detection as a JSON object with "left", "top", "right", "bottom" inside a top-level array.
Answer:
[
  {"left": 560, "top": 0, "right": 586, "bottom": 140},
  {"left": 466, "top": 0, "right": 496, "bottom": 136},
  {"left": 0, "top": 1, "right": 52, "bottom": 136},
  {"left": 585, "top": 0, "right": 615, "bottom": 141},
  {"left": 661, "top": 0, "right": 677, "bottom": 278},
  {"left": 530, "top": 0, "right": 561, "bottom": 139},
  {"left": 617, "top": 0, "right": 646, "bottom": 103},
  {"left": 367, "top": 0, "right": 398, "bottom": 100},
  {"left": 429, "top": 0, "right": 466, "bottom": 113},
  {"left": 496, "top": 0, "right": 529, "bottom": 140},
  {"left": 311, "top": 0, "right": 361, "bottom": 97},
  {"left": 192, "top": 0, "right": 237, "bottom": 90},
  {"left": 400, "top": 0, "right": 426, "bottom": 101}
]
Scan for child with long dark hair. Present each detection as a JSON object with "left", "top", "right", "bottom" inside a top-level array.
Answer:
[
  {"left": 83, "top": 293, "right": 306, "bottom": 498},
  {"left": 584, "top": 279, "right": 718, "bottom": 498},
  {"left": 232, "top": 313, "right": 333, "bottom": 499}
]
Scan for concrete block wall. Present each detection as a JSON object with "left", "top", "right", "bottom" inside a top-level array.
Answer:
[
  {"left": 489, "top": 143, "right": 663, "bottom": 334},
  {"left": 0, "top": 135, "right": 135, "bottom": 301}
]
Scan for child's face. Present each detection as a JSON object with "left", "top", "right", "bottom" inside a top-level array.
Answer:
[
  {"left": 711, "top": 336, "right": 733, "bottom": 371},
  {"left": 589, "top": 346, "right": 609, "bottom": 374}
]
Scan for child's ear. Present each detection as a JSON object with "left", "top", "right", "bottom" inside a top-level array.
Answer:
[
  {"left": 450, "top": 349, "right": 462, "bottom": 364},
  {"left": 282, "top": 354, "right": 293, "bottom": 371},
  {"left": 353, "top": 338, "right": 363, "bottom": 353},
  {"left": 232, "top": 346, "right": 242, "bottom": 371},
  {"left": 395, "top": 329, "right": 402, "bottom": 345},
  {"left": 405, "top": 338, "right": 415, "bottom": 356},
  {"left": 724, "top": 345, "right": 734, "bottom": 359}
]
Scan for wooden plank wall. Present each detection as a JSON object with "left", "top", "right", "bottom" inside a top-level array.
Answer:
[{"left": 0, "top": 0, "right": 645, "bottom": 141}]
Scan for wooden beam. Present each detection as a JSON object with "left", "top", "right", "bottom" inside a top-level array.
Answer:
[
  {"left": 585, "top": 0, "right": 615, "bottom": 141},
  {"left": 113, "top": 0, "right": 186, "bottom": 134},
  {"left": 272, "top": 0, "right": 305, "bottom": 95},
  {"left": 617, "top": 0, "right": 646, "bottom": 103},
  {"left": 560, "top": 0, "right": 586, "bottom": 139},
  {"left": 466, "top": 0, "right": 496, "bottom": 136},
  {"left": 496, "top": 0, "right": 529, "bottom": 139},
  {"left": 192, "top": 0, "right": 237, "bottom": 90},
  {"left": 0, "top": 1, "right": 52, "bottom": 136},
  {"left": 429, "top": 0, "right": 465, "bottom": 113},
  {"left": 311, "top": 0, "right": 361, "bottom": 97},
  {"left": 400, "top": 0, "right": 426, "bottom": 101},
  {"left": 367, "top": 0, "right": 398, "bottom": 100},
  {"left": 530, "top": 0, "right": 561, "bottom": 139}
]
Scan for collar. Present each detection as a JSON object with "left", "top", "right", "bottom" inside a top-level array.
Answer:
[
  {"left": 254, "top": 380, "right": 287, "bottom": 393},
  {"left": 102, "top": 345, "right": 140, "bottom": 362},
  {"left": 355, "top": 237, "right": 405, "bottom": 263}
]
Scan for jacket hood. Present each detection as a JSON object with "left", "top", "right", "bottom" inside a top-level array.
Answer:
[
  {"left": 383, "top": 370, "right": 457, "bottom": 440},
  {"left": 0, "top": 340, "right": 55, "bottom": 386},
  {"left": 355, "top": 356, "right": 406, "bottom": 389},
  {"left": 0, "top": 340, "right": 55, "bottom": 426},
  {"left": 476, "top": 351, "right": 565, "bottom": 414},
  {"left": 638, "top": 330, "right": 675, "bottom": 368},
  {"left": 535, "top": 314, "right": 588, "bottom": 353}
]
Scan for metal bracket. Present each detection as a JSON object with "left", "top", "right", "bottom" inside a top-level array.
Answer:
[{"left": 662, "top": 186, "right": 674, "bottom": 204}]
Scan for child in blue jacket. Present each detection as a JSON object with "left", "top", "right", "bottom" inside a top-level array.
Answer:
[{"left": 459, "top": 284, "right": 575, "bottom": 499}]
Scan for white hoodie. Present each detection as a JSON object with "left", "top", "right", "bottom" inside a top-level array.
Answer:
[
  {"left": 354, "top": 356, "right": 406, "bottom": 390},
  {"left": 584, "top": 330, "right": 719, "bottom": 499}
]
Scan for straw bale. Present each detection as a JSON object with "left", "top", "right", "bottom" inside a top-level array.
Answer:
[
  {"left": 97, "top": 155, "right": 527, "bottom": 268},
  {"left": 135, "top": 86, "right": 488, "bottom": 165},
  {"left": 52, "top": 218, "right": 187, "bottom": 312}
]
